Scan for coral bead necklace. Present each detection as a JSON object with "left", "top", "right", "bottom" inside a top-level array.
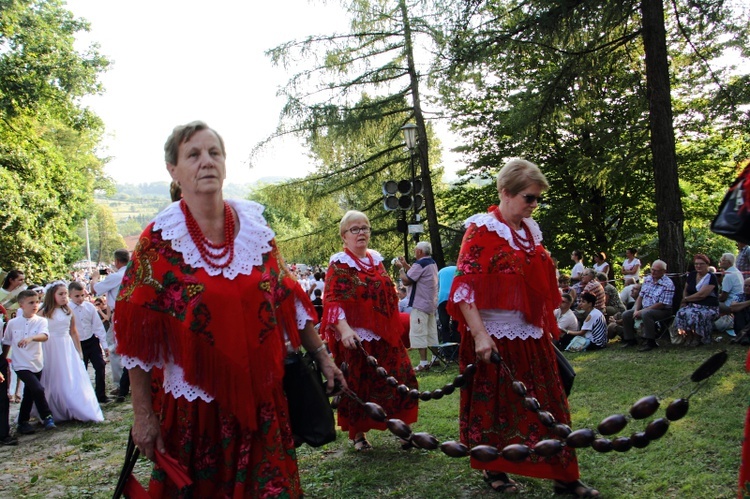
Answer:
[
  {"left": 180, "top": 199, "right": 235, "bottom": 269},
  {"left": 491, "top": 206, "right": 535, "bottom": 255}
]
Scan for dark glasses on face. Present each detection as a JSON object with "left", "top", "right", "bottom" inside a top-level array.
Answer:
[{"left": 521, "top": 194, "right": 544, "bottom": 204}]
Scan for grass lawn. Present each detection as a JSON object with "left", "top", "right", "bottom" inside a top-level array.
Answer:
[{"left": 0, "top": 341, "right": 746, "bottom": 498}]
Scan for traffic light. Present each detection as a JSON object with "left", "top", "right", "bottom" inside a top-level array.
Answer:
[{"left": 382, "top": 179, "right": 424, "bottom": 211}]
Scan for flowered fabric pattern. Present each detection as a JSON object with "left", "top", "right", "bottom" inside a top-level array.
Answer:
[
  {"left": 321, "top": 252, "right": 418, "bottom": 438},
  {"left": 449, "top": 207, "right": 579, "bottom": 482},
  {"left": 115, "top": 219, "right": 305, "bottom": 498}
]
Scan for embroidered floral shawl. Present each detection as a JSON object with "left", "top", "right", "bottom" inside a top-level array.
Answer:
[
  {"left": 114, "top": 225, "right": 309, "bottom": 430},
  {"left": 321, "top": 251, "right": 404, "bottom": 346},
  {"left": 447, "top": 207, "right": 561, "bottom": 339}
]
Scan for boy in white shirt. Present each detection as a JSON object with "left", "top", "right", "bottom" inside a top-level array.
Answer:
[
  {"left": 2, "top": 290, "right": 55, "bottom": 434},
  {"left": 69, "top": 282, "right": 109, "bottom": 403}
]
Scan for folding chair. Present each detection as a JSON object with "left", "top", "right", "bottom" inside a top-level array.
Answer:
[
  {"left": 427, "top": 342, "right": 459, "bottom": 372},
  {"left": 654, "top": 315, "right": 675, "bottom": 343}
]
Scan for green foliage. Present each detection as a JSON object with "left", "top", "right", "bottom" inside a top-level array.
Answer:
[
  {"left": 0, "top": 0, "right": 109, "bottom": 282},
  {"left": 437, "top": 0, "right": 749, "bottom": 271},
  {"left": 261, "top": 0, "right": 450, "bottom": 265}
]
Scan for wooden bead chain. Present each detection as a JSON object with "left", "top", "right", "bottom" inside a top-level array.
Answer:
[{"left": 333, "top": 346, "right": 727, "bottom": 462}]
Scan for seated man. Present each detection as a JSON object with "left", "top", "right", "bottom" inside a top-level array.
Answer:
[
  {"left": 621, "top": 260, "right": 675, "bottom": 352},
  {"left": 729, "top": 278, "right": 750, "bottom": 345},
  {"left": 597, "top": 272, "right": 625, "bottom": 318},
  {"left": 555, "top": 293, "right": 579, "bottom": 332},
  {"left": 558, "top": 292, "right": 607, "bottom": 351},
  {"left": 620, "top": 282, "right": 641, "bottom": 310},
  {"left": 715, "top": 252, "right": 743, "bottom": 335}
]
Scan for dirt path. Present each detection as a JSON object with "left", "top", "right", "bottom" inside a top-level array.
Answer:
[{"left": 0, "top": 364, "right": 146, "bottom": 498}]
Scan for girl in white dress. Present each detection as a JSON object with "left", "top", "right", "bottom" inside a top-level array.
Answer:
[{"left": 37, "top": 282, "right": 103, "bottom": 423}]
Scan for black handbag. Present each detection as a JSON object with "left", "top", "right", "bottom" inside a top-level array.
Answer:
[
  {"left": 711, "top": 163, "right": 750, "bottom": 244},
  {"left": 553, "top": 344, "right": 576, "bottom": 396},
  {"left": 283, "top": 351, "right": 337, "bottom": 448}
]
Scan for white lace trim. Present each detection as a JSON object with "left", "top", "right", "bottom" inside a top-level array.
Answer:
[
  {"left": 329, "top": 305, "right": 382, "bottom": 342},
  {"left": 451, "top": 283, "right": 543, "bottom": 340},
  {"left": 354, "top": 327, "right": 382, "bottom": 342},
  {"left": 329, "top": 249, "right": 385, "bottom": 270},
  {"left": 153, "top": 199, "right": 275, "bottom": 280},
  {"left": 295, "top": 297, "right": 314, "bottom": 329},
  {"left": 464, "top": 213, "right": 543, "bottom": 251},
  {"left": 122, "top": 354, "right": 215, "bottom": 403},
  {"left": 452, "top": 283, "right": 475, "bottom": 304}
]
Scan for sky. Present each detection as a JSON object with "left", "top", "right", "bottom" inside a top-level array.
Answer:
[{"left": 64, "top": 0, "right": 462, "bottom": 187}]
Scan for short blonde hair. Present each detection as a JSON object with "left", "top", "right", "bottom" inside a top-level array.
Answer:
[
  {"left": 496, "top": 158, "right": 549, "bottom": 195},
  {"left": 339, "top": 210, "right": 369, "bottom": 237}
]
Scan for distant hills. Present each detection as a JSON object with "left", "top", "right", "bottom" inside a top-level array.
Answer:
[{"left": 96, "top": 178, "right": 287, "bottom": 237}]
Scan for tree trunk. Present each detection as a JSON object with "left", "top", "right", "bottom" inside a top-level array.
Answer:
[
  {"left": 400, "top": 0, "right": 445, "bottom": 267},
  {"left": 641, "top": 0, "right": 685, "bottom": 281}
]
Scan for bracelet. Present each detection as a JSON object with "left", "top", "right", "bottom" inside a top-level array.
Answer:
[{"left": 310, "top": 343, "right": 327, "bottom": 356}]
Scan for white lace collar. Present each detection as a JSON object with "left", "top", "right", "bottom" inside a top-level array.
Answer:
[
  {"left": 464, "top": 212, "right": 543, "bottom": 251},
  {"left": 330, "top": 249, "right": 385, "bottom": 271},
  {"left": 153, "top": 199, "right": 275, "bottom": 279}
]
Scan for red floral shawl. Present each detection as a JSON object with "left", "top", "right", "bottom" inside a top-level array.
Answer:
[
  {"left": 321, "top": 252, "right": 404, "bottom": 346},
  {"left": 447, "top": 208, "right": 561, "bottom": 340},
  {"left": 114, "top": 223, "right": 310, "bottom": 430}
]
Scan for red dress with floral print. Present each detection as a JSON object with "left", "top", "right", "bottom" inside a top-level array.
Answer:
[
  {"left": 321, "top": 253, "right": 419, "bottom": 439},
  {"left": 115, "top": 224, "right": 305, "bottom": 498},
  {"left": 447, "top": 210, "right": 580, "bottom": 482}
]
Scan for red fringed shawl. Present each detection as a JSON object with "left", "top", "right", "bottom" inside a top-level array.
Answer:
[
  {"left": 321, "top": 252, "right": 404, "bottom": 346},
  {"left": 114, "top": 223, "right": 307, "bottom": 431},
  {"left": 447, "top": 208, "right": 561, "bottom": 340}
]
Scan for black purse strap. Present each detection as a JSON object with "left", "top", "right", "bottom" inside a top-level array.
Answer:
[{"left": 113, "top": 429, "right": 141, "bottom": 499}]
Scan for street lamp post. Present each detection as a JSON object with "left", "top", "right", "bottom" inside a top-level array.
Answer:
[{"left": 400, "top": 123, "right": 420, "bottom": 244}]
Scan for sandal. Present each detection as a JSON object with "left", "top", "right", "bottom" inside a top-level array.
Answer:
[
  {"left": 553, "top": 480, "right": 599, "bottom": 497},
  {"left": 353, "top": 436, "right": 373, "bottom": 452},
  {"left": 482, "top": 470, "right": 519, "bottom": 494},
  {"left": 414, "top": 364, "right": 430, "bottom": 373}
]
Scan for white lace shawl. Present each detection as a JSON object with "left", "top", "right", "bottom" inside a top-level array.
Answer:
[{"left": 463, "top": 212, "right": 543, "bottom": 251}]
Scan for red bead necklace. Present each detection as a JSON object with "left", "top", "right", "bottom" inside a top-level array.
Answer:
[
  {"left": 345, "top": 248, "right": 376, "bottom": 273},
  {"left": 180, "top": 200, "right": 235, "bottom": 269},
  {"left": 491, "top": 206, "right": 536, "bottom": 255}
]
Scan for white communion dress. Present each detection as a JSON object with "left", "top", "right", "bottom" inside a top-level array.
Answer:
[{"left": 37, "top": 308, "right": 104, "bottom": 422}]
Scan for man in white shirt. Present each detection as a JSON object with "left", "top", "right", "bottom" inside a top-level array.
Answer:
[
  {"left": 91, "top": 249, "right": 129, "bottom": 386},
  {"left": 69, "top": 281, "right": 109, "bottom": 403},
  {"left": 716, "top": 253, "right": 743, "bottom": 336}
]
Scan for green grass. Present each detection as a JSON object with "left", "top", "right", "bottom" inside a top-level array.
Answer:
[{"left": 0, "top": 343, "right": 745, "bottom": 497}]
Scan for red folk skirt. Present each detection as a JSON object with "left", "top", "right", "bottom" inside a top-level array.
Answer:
[
  {"left": 147, "top": 391, "right": 301, "bottom": 498},
  {"left": 329, "top": 337, "right": 419, "bottom": 439},
  {"left": 459, "top": 332, "right": 580, "bottom": 482},
  {"left": 739, "top": 349, "right": 750, "bottom": 498}
]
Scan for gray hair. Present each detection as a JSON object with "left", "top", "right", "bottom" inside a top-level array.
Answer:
[
  {"left": 339, "top": 210, "right": 369, "bottom": 237},
  {"left": 652, "top": 259, "right": 667, "bottom": 270},
  {"left": 722, "top": 253, "right": 736, "bottom": 265},
  {"left": 416, "top": 241, "right": 432, "bottom": 255}
]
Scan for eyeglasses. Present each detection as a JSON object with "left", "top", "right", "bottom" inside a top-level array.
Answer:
[
  {"left": 521, "top": 194, "right": 544, "bottom": 205},
  {"left": 347, "top": 226, "right": 371, "bottom": 235}
]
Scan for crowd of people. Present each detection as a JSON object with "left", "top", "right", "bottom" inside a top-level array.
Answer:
[
  {"left": 2, "top": 120, "right": 746, "bottom": 497},
  {"left": 0, "top": 269, "right": 121, "bottom": 447},
  {"left": 555, "top": 246, "right": 750, "bottom": 353}
]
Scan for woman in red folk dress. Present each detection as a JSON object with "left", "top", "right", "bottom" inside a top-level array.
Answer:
[
  {"left": 321, "top": 210, "right": 419, "bottom": 451},
  {"left": 115, "top": 121, "right": 344, "bottom": 498},
  {"left": 447, "top": 159, "right": 599, "bottom": 497}
]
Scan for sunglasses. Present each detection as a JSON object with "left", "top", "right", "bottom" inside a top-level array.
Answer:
[{"left": 521, "top": 194, "right": 544, "bottom": 204}]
